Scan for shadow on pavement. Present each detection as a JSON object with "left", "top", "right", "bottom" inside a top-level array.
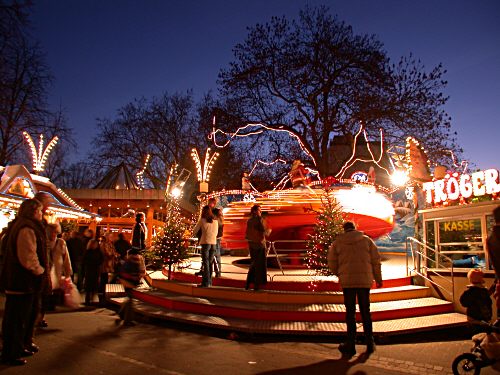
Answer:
[{"left": 256, "top": 353, "right": 370, "bottom": 374}]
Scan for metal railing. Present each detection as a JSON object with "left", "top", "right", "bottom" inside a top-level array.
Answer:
[
  {"left": 185, "top": 238, "right": 315, "bottom": 281},
  {"left": 406, "top": 236, "right": 455, "bottom": 301}
]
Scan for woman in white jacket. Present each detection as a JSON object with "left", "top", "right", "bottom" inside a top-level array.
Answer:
[{"left": 192, "top": 206, "right": 218, "bottom": 287}]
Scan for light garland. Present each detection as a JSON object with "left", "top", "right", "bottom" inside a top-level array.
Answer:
[
  {"left": 405, "top": 136, "right": 431, "bottom": 183},
  {"left": 209, "top": 116, "right": 317, "bottom": 166},
  {"left": 248, "top": 158, "right": 287, "bottom": 176},
  {"left": 136, "top": 154, "right": 151, "bottom": 189},
  {"left": 22, "top": 131, "right": 59, "bottom": 173},
  {"left": 335, "top": 123, "right": 394, "bottom": 180},
  {"left": 191, "top": 148, "right": 219, "bottom": 183}
]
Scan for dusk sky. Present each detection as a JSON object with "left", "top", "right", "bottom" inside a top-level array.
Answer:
[{"left": 31, "top": 0, "right": 499, "bottom": 171}]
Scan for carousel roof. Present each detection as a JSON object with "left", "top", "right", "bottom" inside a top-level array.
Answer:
[{"left": 94, "top": 162, "right": 140, "bottom": 190}]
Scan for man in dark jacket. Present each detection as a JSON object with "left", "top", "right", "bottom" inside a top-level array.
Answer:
[
  {"left": 487, "top": 205, "right": 500, "bottom": 315},
  {"left": 487, "top": 206, "right": 500, "bottom": 276},
  {"left": 132, "top": 212, "right": 147, "bottom": 251},
  {"left": 328, "top": 222, "right": 382, "bottom": 357},
  {"left": 0, "top": 199, "right": 48, "bottom": 366},
  {"left": 66, "top": 231, "right": 85, "bottom": 283},
  {"left": 114, "top": 233, "right": 131, "bottom": 260},
  {"left": 245, "top": 205, "right": 269, "bottom": 291}
]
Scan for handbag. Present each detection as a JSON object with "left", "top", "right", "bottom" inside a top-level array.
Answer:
[{"left": 62, "top": 278, "right": 81, "bottom": 308}]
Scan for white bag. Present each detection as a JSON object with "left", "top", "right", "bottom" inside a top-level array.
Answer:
[{"left": 62, "top": 278, "right": 81, "bottom": 309}]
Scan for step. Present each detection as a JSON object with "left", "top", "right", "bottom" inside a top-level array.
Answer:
[
  {"left": 109, "top": 297, "right": 467, "bottom": 337},
  {"left": 128, "top": 288, "right": 453, "bottom": 322},
  {"left": 168, "top": 270, "right": 413, "bottom": 292},
  {"left": 150, "top": 279, "right": 431, "bottom": 304}
]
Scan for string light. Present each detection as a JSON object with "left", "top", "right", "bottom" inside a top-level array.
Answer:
[
  {"left": 248, "top": 158, "right": 288, "bottom": 176},
  {"left": 209, "top": 116, "right": 317, "bottom": 166},
  {"left": 443, "top": 150, "right": 469, "bottom": 174},
  {"left": 405, "top": 136, "right": 431, "bottom": 183},
  {"left": 335, "top": 124, "right": 393, "bottom": 180},
  {"left": 136, "top": 154, "right": 151, "bottom": 189},
  {"left": 23, "top": 131, "right": 59, "bottom": 173},
  {"left": 191, "top": 148, "right": 219, "bottom": 183}
]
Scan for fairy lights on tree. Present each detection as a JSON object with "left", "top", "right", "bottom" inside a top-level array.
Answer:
[
  {"left": 305, "top": 188, "right": 345, "bottom": 276},
  {"left": 23, "top": 131, "right": 59, "bottom": 173},
  {"left": 191, "top": 147, "right": 219, "bottom": 193},
  {"left": 148, "top": 198, "right": 190, "bottom": 279}
]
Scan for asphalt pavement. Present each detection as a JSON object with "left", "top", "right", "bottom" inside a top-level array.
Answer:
[{"left": 0, "top": 299, "right": 498, "bottom": 375}]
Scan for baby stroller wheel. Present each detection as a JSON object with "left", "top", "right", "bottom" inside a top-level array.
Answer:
[{"left": 452, "top": 353, "right": 481, "bottom": 375}]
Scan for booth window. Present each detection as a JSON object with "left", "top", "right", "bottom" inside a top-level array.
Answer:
[
  {"left": 425, "top": 220, "right": 436, "bottom": 268},
  {"left": 437, "top": 218, "right": 485, "bottom": 269}
]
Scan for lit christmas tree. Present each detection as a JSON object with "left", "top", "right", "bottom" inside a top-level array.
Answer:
[
  {"left": 149, "top": 198, "right": 190, "bottom": 279},
  {"left": 305, "top": 188, "right": 345, "bottom": 275}
]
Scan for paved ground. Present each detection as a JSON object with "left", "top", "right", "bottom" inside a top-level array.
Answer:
[{"left": 1, "top": 300, "right": 498, "bottom": 375}]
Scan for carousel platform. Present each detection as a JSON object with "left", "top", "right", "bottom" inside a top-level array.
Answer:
[{"left": 106, "top": 254, "right": 467, "bottom": 338}]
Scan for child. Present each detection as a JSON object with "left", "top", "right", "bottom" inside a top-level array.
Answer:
[
  {"left": 116, "top": 248, "right": 146, "bottom": 326},
  {"left": 460, "top": 269, "right": 492, "bottom": 334}
]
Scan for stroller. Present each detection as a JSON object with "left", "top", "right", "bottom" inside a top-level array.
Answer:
[{"left": 452, "top": 321, "right": 500, "bottom": 374}]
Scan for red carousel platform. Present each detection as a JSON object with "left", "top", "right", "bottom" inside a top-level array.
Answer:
[{"left": 106, "top": 254, "right": 467, "bottom": 338}]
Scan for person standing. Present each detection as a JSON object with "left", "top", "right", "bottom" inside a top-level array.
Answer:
[
  {"left": 114, "top": 232, "right": 131, "bottom": 260},
  {"left": 486, "top": 206, "right": 500, "bottom": 314},
  {"left": 38, "top": 223, "right": 72, "bottom": 327},
  {"left": 98, "top": 233, "right": 117, "bottom": 305},
  {"left": 116, "top": 247, "right": 146, "bottom": 326},
  {"left": 77, "top": 228, "right": 94, "bottom": 291},
  {"left": 328, "top": 221, "right": 382, "bottom": 357},
  {"left": 66, "top": 231, "right": 84, "bottom": 284},
  {"left": 132, "top": 212, "right": 147, "bottom": 251},
  {"left": 245, "top": 204, "right": 269, "bottom": 291},
  {"left": 0, "top": 199, "right": 49, "bottom": 366},
  {"left": 192, "top": 206, "right": 218, "bottom": 287},
  {"left": 82, "top": 239, "right": 103, "bottom": 305},
  {"left": 206, "top": 198, "right": 224, "bottom": 278}
]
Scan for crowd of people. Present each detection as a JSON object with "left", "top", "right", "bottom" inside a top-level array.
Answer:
[
  {"left": 1, "top": 189, "right": 498, "bottom": 366},
  {"left": 0, "top": 193, "right": 145, "bottom": 366}
]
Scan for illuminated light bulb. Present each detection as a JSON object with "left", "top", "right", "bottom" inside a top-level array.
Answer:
[
  {"left": 391, "top": 170, "right": 409, "bottom": 186},
  {"left": 23, "top": 131, "right": 59, "bottom": 173}
]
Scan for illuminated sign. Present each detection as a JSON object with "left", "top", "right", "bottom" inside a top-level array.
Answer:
[
  {"left": 423, "top": 169, "right": 500, "bottom": 204},
  {"left": 441, "top": 220, "right": 476, "bottom": 231},
  {"left": 350, "top": 171, "right": 368, "bottom": 183}
]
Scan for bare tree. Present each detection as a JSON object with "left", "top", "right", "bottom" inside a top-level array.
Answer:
[
  {"left": 91, "top": 92, "right": 204, "bottom": 189},
  {"left": 0, "top": 1, "right": 74, "bottom": 168},
  {"left": 218, "top": 6, "right": 461, "bottom": 177},
  {"left": 57, "top": 161, "right": 97, "bottom": 189}
]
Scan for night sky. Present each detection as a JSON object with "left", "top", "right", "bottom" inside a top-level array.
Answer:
[{"left": 31, "top": 0, "right": 500, "bottom": 170}]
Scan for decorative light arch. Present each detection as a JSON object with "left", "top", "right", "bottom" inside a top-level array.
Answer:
[{"left": 23, "top": 131, "right": 59, "bottom": 173}]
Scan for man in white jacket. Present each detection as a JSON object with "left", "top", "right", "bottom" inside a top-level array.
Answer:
[{"left": 328, "top": 222, "right": 382, "bottom": 357}]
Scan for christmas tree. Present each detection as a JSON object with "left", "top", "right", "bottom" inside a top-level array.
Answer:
[
  {"left": 305, "top": 188, "right": 345, "bottom": 275},
  {"left": 149, "top": 198, "right": 190, "bottom": 279}
]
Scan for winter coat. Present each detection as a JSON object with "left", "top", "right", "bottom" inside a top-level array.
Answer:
[
  {"left": 328, "top": 229, "right": 382, "bottom": 289},
  {"left": 100, "top": 241, "right": 117, "bottom": 273},
  {"left": 487, "top": 225, "right": 500, "bottom": 279},
  {"left": 460, "top": 284, "right": 492, "bottom": 322},
  {"left": 192, "top": 218, "right": 218, "bottom": 245},
  {"left": 132, "top": 222, "right": 147, "bottom": 250},
  {"left": 50, "top": 238, "right": 72, "bottom": 289},
  {"left": 66, "top": 236, "right": 85, "bottom": 271},
  {"left": 83, "top": 247, "right": 104, "bottom": 292},
  {"left": 245, "top": 215, "right": 266, "bottom": 244},
  {"left": 0, "top": 217, "right": 50, "bottom": 294}
]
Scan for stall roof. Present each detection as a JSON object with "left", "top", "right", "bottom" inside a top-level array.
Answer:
[{"left": 0, "top": 165, "right": 100, "bottom": 221}]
